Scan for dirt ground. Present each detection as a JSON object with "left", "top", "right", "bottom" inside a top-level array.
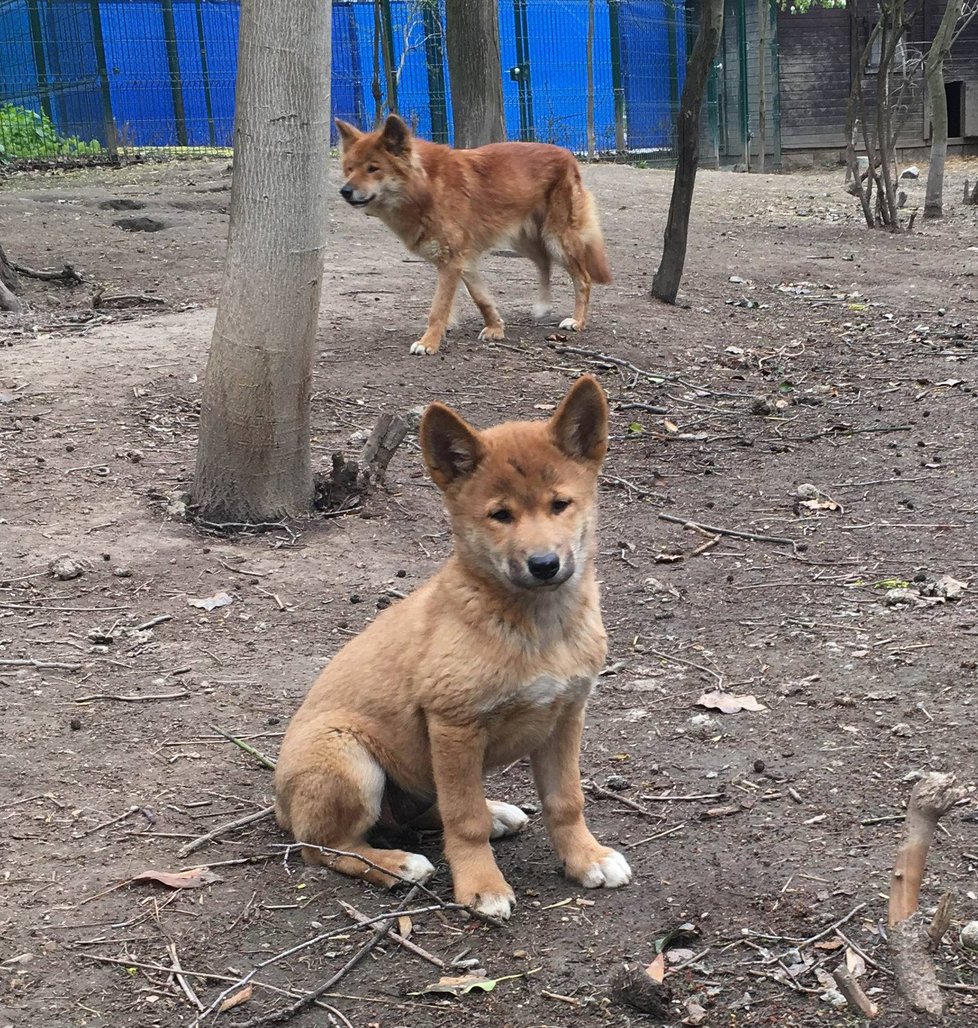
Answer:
[{"left": 1, "top": 154, "right": 977, "bottom": 1028}]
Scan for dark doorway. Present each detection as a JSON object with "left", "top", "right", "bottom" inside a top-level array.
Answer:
[{"left": 946, "top": 81, "right": 963, "bottom": 138}]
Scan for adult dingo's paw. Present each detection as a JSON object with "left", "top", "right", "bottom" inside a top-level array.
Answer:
[
  {"left": 532, "top": 302, "right": 552, "bottom": 321},
  {"left": 477, "top": 323, "right": 506, "bottom": 342},
  {"left": 576, "top": 848, "right": 632, "bottom": 889},
  {"left": 487, "top": 801, "right": 529, "bottom": 839},
  {"left": 398, "top": 852, "right": 436, "bottom": 884},
  {"left": 410, "top": 340, "right": 437, "bottom": 356},
  {"left": 558, "top": 317, "right": 581, "bottom": 332}
]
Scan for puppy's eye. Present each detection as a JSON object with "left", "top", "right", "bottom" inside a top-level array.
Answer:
[
  {"left": 551, "top": 499, "right": 572, "bottom": 515},
  {"left": 489, "top": 509, "right": 514, "bottom": 524},
  {"left": 366, "top": 164, "right": 380, "bottom": 173}
]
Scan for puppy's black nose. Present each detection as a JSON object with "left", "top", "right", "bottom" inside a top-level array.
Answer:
[
  {"left": 527, "top": 553, "right": 560, "bottom": 581},
  {"left": 339, "top": 184, "right": 353, "bottom": 201}
]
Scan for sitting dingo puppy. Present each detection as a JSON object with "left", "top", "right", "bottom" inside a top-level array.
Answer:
[{"left": 274, "top": 376, "right": 631, "bottom": 918}]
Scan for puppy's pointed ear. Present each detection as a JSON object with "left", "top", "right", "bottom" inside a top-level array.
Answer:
[
  {"left": 335, "top": 118, "right": 362, "bottom": 151},
  {"left": 549, "top": 375, "right": 609, "bottom": 464},
  {"left": 380, "top": 113, "right": 411, "bottom": 156},
  {"left": 420, "top": 403, "right": 484, "bottom": 490}
]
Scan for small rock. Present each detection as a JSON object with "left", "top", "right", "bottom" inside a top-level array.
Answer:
[
  {"left": 69, "top": 717, "right": 82, "bottom": 731},
  {"left": 883, "top": 587, "right": 924, "bottom": 607},
  {"left": 750, "top": 396, "right": 776, "bottom": 417},
  {"left": 900, "top": 165, "right": 920, "bottom": 180},
  {"left": 891, "top": 723, "right": 913, "bottom": 738},
  {"left": 686, "top": 713, "right": 720, "bottom": 740},
  {"left": 49, "top": 555, "right": 83, "bottom": 580},
  {"left": 113, "top": 566, "right": 133, "bottom": 578},
  {"left": 919, "top": 574, "right": 967, "bottom": 601},
  {"left": 604, "top": 774, "right": 631, "bottom": 792},
  {"left": 753, "top": 759, "right": 765, "bottom": 773},
  {"left": 960, "top": 921, "right": 978, "bottom": 949}
]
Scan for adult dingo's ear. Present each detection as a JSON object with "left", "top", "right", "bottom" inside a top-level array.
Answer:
[
  {"left": 335, "top": 119, "right": 362, "bottom": 150},
  {"left": 549, "top": 375, "right": 609, "bottom": 464},
  {"left": 380, "top": 113, "right": 411, "bottom": 156},
  {"left": 420, "top": 403, "right": 485, "bottom": 490}
]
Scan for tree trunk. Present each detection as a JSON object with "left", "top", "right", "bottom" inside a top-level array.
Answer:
[
  {"left": 192, "top": 0, "right": 331, "bottom": 522},
  {"left": 0, "top": 242, "right": 21, "bottom": 313},
  {"left": 445, "top": 0, "right": 505, "bottom": 148},
  {"left": 757, "top": 0, "right": 767, "bottom": 173},
  {"left": 923, "top": 0, "right": 962, "bottom": 218},
  {"left": 651, "top": 0, "right": 724, "bottom": 304}
]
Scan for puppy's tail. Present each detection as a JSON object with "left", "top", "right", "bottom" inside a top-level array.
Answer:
[{"left": 581, "top": 190, "right": 612, "bottom": 285}]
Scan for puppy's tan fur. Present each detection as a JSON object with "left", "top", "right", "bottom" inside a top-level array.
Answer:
[
  {"left": 275, "top": 377, "right": 631, "bottom": 918},
  {"left": 336, "top": 114, "right": 611, "bottom": 356}
]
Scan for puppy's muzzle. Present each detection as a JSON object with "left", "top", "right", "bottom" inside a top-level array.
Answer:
[
  {"left": 527, "top": 552, "right": 561, "bottom": 581},
  {"left": 339, "top": 184, "right": 373, "bottom": 208}
]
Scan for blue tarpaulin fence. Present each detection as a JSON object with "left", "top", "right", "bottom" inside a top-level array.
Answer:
[{"left": 0, "top": 0, "right": 693, "bottom": 161}]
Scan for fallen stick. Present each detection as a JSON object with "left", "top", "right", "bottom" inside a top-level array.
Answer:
[
  {"left": 832, "top": 959, "right": 878, "bottom": 1019},
  {"left": 0, "top": 658, "right": 82, "bottom": 671},
  {"left": 339, "top": 899, "right": 448, "bottom": 969},
  {"left": 658, "top": 512, "right": 798, "bottom": 550},
  {"left": 178, "top": 806, "right": 275, "bottom": 858},
  {"left": 585, "top": 780, "right": 664, "bottom": 820},
  {"left": 12, "top": 260, "right": 82, "bottom": 284},
  {"left": 168, "top": 941, "right": 204, "bottom": 1011},
  {"left": 208, "top": 724, "right": 277, "bottom": 771},
  {"left": 887, "top": 772, "right": 965, "bottom": 1016},
  {"left": 74, "top": 689, "right": 189, "bottom": 703}
]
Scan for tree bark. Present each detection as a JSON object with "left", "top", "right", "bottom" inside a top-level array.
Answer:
[
  {"left": 651, "top": 0, "right": 724, "bottom": 304},
  {"left": 193, "top": 0, "right": 331, "bottom": 522},
  {"left": 586, "top": 0, "right": 596, "bottom": 159},
  {"left": 445, "top": 0, "right": 505, "bottom": 148},
  {"left": 923, "top": 0, "right": 962, "bottom": 218},
  {"left": 0, "top": 242, "right": 21, "bottom": 313}
]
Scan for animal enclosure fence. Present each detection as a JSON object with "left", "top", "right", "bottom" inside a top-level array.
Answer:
[{"left": 0, "top": 0, "right": 703, "bottom": 164}]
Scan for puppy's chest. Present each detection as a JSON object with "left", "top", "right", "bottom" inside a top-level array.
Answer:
[{"left": 480, "top": 672, "right": 594, "bottom": 717}]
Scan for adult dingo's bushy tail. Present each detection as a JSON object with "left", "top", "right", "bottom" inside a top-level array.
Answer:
[{"left": 581, "top": 190, "right": 612, "bottom": 285}]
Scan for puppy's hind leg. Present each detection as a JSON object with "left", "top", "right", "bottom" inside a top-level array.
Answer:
[{"left": 276, "top": 732, "right": 434, "bottom": 888}]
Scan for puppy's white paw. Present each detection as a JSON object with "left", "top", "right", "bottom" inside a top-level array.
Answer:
[
  {"left": 532, "top": 302, "right": 552, "bottom": 321},
  {"left": 399, "top": 853, "right": 436, "bottom": 883},
  {"left": 579, "top": 850, "right": 632, "bottom": 889},
  {"left": 477, "top": 324, "right": 506, "bottom": 342},
  {"left": 409, "top": 340, "right": 435, "bottom": 356},
  {"left": 487, "top": 800, "right": 529, "bottom": 839},
  {"left": 558, "top": 317, "right": 581, "bottom": 332},
  {"left": 473, "top": 891, "right": 516, "bottom": 920}
]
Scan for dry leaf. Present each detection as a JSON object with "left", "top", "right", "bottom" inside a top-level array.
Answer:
[
  {"left": 646, "top": 952, "right": 666, "bottom": 983},
  {"left": 414, "top": 971, "right": 530, "bottom": 997},
  {"left": 663, "top": 419, "right": 679, "bottom": 434},
  {"left": 798, "top": 497, "right": 841, "bottom": 513},
  {"left": 697, "top": 690, "right": 767, "bottom": 714},
  {"left": 845, "top": 948, "right": 866, "bottom": 977},
  {"left": 814, "top": 939, "right": 844, "bottom": 951},
  {"left": 218, "top": 984, "right": 253, "bottom": 1012},
  {"left": 397, "top": 915, "right": 413, "bottom": 940},
  {"left": 130, "top": 868, "right": 222, "bottom": 890}
]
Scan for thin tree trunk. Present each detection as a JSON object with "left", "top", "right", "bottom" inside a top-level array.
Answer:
[
  {"left": 193, "top": 0, "right": 331, "bottom": 522},
  {"left": 445, "top": 0, "right": 505, "bottom": 147},
  {"left": 0, "top": 243, "right": 21, "bottom": 313},
  {"left": 651, "top": 0, "right": 724, "bottom": 304},
  {"left": 586, "top": 0, "right": 596, "bottom": 159},
  {"left": 923, "top": 0, "right": 962, "bottom": 218},
  {"left": 757, "top": 0, "right": 767, "bottom": 173}
]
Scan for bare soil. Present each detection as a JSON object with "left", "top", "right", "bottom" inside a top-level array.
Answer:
[{"left": 1, "top": 155, "right": 977, "bottom": 1028}]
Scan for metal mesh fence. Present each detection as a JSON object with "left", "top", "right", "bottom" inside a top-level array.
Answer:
[{"left": 0, "top": 0, "right": 711, "bottom": 166}]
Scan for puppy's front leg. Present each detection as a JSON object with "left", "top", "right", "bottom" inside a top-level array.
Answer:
[
  {"left": 410, "top": 262, "right": 462, "bottom": 356},
  {"left": 428, "top": 719, "right": 517, "bottom": 919},
  {"left": 532, "top": 702, "right": 632, "bottom": 889}
]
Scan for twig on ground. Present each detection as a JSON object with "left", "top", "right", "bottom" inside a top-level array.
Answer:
[
  {"left": 209, "top": 724, "right": 277, "bottom": 771},
  {"left": 338, "top": 899, "right": 448, "bottom": 969},
  {"left": 133, "top": 614, "right": 173, "bottom": 631},
  {"left": 637, "top": 644, "right": 724, "bottom": 686},
  {"left": 624, "top": 822, "right": 688, "bottom": 850},
  {"left": 80, "top": 805, "right": 139, "bottom": 838},
  {"left": 196, "top": 520, "right": 297, "bottom": 544},
  {"left": 779, "top": 423, "right": 913, "bottom": 444},
  {"left": 178, "top": 806, "right": 275, "bottom": 858},
  {"left": 584, "top": 780, "right": 664, "bottom": 821},
  {"left": 168, "top": 941, "right": 204, "bottom": 1011},
  {"left": 74, "top": 689, "right": 189, "bottom": 703},
  {"left": 658, "top": 512, "right": 798, "bottom": 550},
  {"left": 549, "top": 343, "right": 667, "bottom": 384},
  {"left": 12, "top": 260, "right": 82, "bottom": 284},
  {"left": 0, "top": 658, "right": 83, "bottom": 671}
]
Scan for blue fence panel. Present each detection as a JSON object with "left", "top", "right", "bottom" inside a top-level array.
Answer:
[
  {"left": 41, "top": 0, "right": 103, "bottom": 142},
  {"left": 620, "top": 0, "right": 685, "bottom": 149},
  {"left": 0, "top": 1, "right": 38, "bottom": 109}
]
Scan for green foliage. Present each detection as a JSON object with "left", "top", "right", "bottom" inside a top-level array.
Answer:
[
  {"left": 780, "top": 0, "right": 846, "bottom": 11},
  {"left": 0, "top": 104, "right": 102, "bottom": 159}
]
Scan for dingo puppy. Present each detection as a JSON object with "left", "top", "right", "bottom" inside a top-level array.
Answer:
[
  {"left": 275, "top": 376, "right": 631, "bottom": 919},
  {"left": 335, "top": 114, "right": 612, "bottom": 356}
]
